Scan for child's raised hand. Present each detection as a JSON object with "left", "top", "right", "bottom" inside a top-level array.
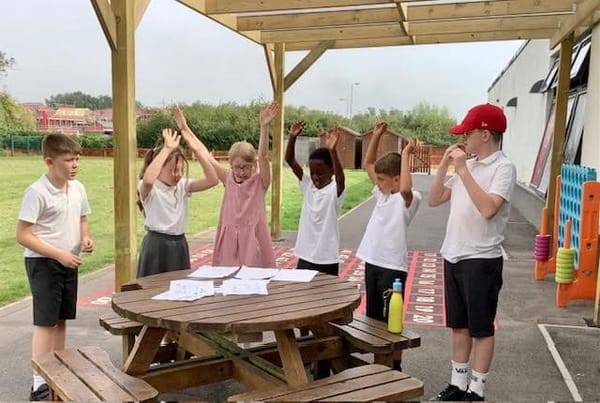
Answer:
[
  {"left": 289, "top": 121, "right": 305, "bottom": 138},
  {"left": 260, "top": 102, "right": 279, "bottom": 126},
  {"left": 162, "top": 128, "right": 181, "bottom": 150},
  {"left": 373, "top": 120, "right": 387, "bottom": 136},
  {"left": 323, "top": 128, "right": 339, "bottom": 150},
  {"left": 173, "top": 107, "right": 189, "bottom": 132},
  {"left": 403, "top": 138, "right": 416, "bottom": 155}
]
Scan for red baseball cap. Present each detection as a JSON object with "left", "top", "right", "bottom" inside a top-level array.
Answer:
[{"left": 449, "top": 103, "right": 507, "bottom": 135}]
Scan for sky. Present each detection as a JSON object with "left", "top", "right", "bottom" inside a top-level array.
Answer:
[{"left": 0, "top": 0, "right": 525, "bottom": 120}]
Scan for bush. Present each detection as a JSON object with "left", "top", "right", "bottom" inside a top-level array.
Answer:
[{"left": 75, "top": 134, "right": 112, "bottom": 148}]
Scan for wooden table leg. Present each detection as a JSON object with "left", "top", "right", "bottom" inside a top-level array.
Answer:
[
  {"left": 274, "top": 329, "right": 308, "bottom": 386},
  {"left": 123, "top": 326, "right": 165, "bottom": 375}
]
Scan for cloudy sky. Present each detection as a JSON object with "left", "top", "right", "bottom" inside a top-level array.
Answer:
[{"left": 0, "top": 0, "right": 524, "bottom": 119}]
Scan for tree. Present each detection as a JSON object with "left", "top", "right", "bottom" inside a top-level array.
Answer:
[
  {"left": 0, "top": 92, "right": 36, "bottom": 135},
  {"left": 45, "top": 91, "right": 144, "bottom": 110},
  {"left": 0, "top": 51, "right": 15, "bottom": 79}
]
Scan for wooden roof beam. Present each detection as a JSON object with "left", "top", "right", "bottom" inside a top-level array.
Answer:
[
  {"left": 284, "top": 28, "right": 556, "bottom": 51},
  {"left": 176, "top": 0, "right": 261, "bottom": 43},
  {"left": 409, "top": 0, "right": 574, "bottom": 21},
  {"left": 259, "top": 15, "right": 562, "bottom": 43},
  {"left": 284, "top": 40, "right": 334, "bottom": 91},
  {"left": 134, "top": 0, "right": 150, "bottom": 30},
  {"left": 551, "top": 0, "right": 600, "bottom": 47},
  {"left": 263, "top": 44, "right": 277, "bottom": 95},
  {"left": 91, "top": 0, "right": 117, "bottom": 51},
  {"left": 394, "top": 1, "right": 414, "bottom": 43},
  {"left": 205, "top": 0, "right": 397, "bottom": 14},
  {"left": 237, "top": 0, "right": 574, "bottom": 32}
]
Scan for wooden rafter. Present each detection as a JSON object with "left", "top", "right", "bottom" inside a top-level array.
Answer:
[
  {"left": 284, "top": 40, "right": 334, "bottom": 91},
  {"left": 91, "top": 0, "right": 117, "bottom": 51},
  {"left": 551, "top": 0, "right": 600, "bottom": 47}
]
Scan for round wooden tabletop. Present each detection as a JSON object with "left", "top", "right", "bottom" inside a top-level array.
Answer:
[{"left": 112, "top": 269, "right": 361, "bottom": 334}]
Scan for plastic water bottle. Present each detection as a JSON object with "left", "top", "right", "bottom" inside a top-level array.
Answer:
[{"left": 387, "top": 278, "right": 404, "bottom": 334}]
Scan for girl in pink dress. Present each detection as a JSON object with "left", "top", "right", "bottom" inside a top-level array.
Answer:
[{"left": 175, "top": 103, "right": 278, "bottom": 267}]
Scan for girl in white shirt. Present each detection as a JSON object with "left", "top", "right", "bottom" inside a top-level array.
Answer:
[{"left": 136, "top": 126, "right": 218, "bottom": 277}]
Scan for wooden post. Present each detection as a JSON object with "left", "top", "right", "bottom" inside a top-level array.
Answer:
[
  {"left": 111, "top": 0, "right": 138, "bottom": 288},
  {"left": 545, "top": 33, "right": 573, "bottom": 231},
  {"left": 271, "top": 43, "right": 285, "bottom": 240}
]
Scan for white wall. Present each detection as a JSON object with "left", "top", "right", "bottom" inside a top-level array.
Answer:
[
  {"left": 488, "top": 40, "right": 552, "bottom": 185},
  {"left": 580, "top": 25, "right": 600, "bottom": 170}
]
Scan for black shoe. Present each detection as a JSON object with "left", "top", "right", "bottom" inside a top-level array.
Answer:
[
  {"left": 430, "top": 384, "right": 467, "bottom": 401},
  {"left": 465, "top": 390, "right": 484, "bottom": 401},
  {"left": 30, "top": 384, "right": 49, "bottom": 401}
]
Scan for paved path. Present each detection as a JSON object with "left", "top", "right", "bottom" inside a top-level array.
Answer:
[{"left": 1, "top": 175, "right": 598, "bottom": 401}]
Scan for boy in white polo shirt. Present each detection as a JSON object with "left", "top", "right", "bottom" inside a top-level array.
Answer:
[
  {"left": 285, "top": 122, "right": 345, "bottom": 275},
  {"left": 356, "top": 121, "right": 421, "bottom": 372},
  {"left": 428, "top": 103, "right": 516, "bottom": 401},
  {"left": 17, "top": 133, "right": 93, "bottom": 401}
]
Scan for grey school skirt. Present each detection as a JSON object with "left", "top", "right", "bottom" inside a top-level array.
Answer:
[{"left": 136, "top": 230, "right": 191, "bottom": 278}]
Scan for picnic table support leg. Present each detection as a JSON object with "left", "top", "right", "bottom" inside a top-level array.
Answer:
[
  {"left": 274, "top": 329, "right": 308, "bottom": 386},
  {"left": 123, "top": 326, "right": 166, "bottom": 375},
  {"left": 123, "top": 333, "right": 135, "bottom": 362}
]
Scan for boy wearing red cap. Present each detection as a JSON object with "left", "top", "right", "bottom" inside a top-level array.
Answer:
[{"left": 428, "top": 103, "right": 516, "bottom": 401}]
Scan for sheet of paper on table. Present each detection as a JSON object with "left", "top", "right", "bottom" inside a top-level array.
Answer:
[
  {"left": 152, "top": 279, "right": 215, "bottom": 301},
  {"left": 188, "top": 265, "right": 240, "bottom": 279},
  {"left": 271, "top": 269, "right": 318, "bottom": 282},
  {"left": 235, "top": 266, "right": 280, "bottom": 280},
  {"left": 220, "top": 279, "right": 270, "bottom": 295}
]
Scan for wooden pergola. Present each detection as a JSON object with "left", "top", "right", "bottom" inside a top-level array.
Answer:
[{"left": 90, "top": 0, "right": 600, "bottom": 321}]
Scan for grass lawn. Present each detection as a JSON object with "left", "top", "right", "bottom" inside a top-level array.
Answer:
[{"left": 0, "top": 156, "right": 372, "bottom": 306}]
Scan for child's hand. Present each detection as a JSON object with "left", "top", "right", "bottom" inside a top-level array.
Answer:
[
  {"left": 260, "top": 102, "right": 279, "bottom": 126},
  {"left": 323, "top": 128, "right": 339, "bottom": 150},
  {"left": 162, "top": 128, "right": 181, "bottom": 150},
  {"left": 289, "top": 121, "right": 305, "bottom": 137},
  {"left": 173, "top": 107, "right": 189, "bottom": 132},
  {"left": 81, "top": 237, "right": 94, "bottom": 254},
  {"left": 403, "top": 138, "right": 416, "bottom": 155},
  {"left": 373, "top": 120, "right": 387, "bottom": 136},
  {"left": 57, "top": 251, "right": 81, "bottom": 269}
]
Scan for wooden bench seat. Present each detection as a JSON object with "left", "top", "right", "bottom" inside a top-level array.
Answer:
[
  {"left": 32, "top": 346, "right": 159, "bottom": 402},
  {"left": 329, "top": 314, "right": 421, "bottom": 366},
  {"left": 228, "top": 364, "right": 423, "bottom": 402},
  {"left": 99, "top": 311, "right": 144, "bottom": 361}
]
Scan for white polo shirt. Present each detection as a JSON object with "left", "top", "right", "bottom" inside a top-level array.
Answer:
[
  {"left": 18, "top": 174, "right": 91, "bottom": 258},
  {"left": 139, "top": 178, "right": 191, "bottom": 235},
  {"left": 440, "top": 151, "right": 516, "bottom": 263},
  {"left": 357, "top": 187, "right": 421, "bottom": 271},
  {"left": 294, "top": 173, "right": 346, "bottom": 264}
]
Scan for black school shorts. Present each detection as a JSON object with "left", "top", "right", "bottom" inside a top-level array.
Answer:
[
  {"left": 296, "top": 258, "right": 339, "bottom": 276},
  {"left": 25, "top": 257, "right": 78, "bottom": 326},
  {"left": 365, "top": 262, "right": 407, "bottom": 322},
  {"left": 444, "top": 257, "right": 503, "bottom": 337}
]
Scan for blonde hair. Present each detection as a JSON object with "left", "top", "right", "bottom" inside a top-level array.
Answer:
[{"left": 228, "top": 141, "right": 257, "bottom": 164}]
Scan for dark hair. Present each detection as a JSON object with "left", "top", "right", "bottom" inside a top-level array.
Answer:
[
  {"left": 374, "top": 152, "right": 402, "bottom": 176},
  {"left": 136, "top": 144, "right": 189, "bottom": 212},
  {"left": 41, "top": 133, "right": 81, "bottom": 158},
  {"left": 309, "top": 147, "right": 333, "bottom": 168}
]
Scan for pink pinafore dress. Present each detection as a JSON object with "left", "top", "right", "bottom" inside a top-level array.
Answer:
[{"left": 212, "top": 172, "right": 276, "bottom": 267}]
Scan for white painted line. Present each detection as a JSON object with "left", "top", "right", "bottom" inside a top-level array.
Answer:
[
  {"left": 537, "top": 324, "right": 583, "bottom": 402},
  {"left": 339, "top": 195, "right": 373, "bottom": 220}
]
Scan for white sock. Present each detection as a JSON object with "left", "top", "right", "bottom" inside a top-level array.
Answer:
[
  {"left": 468, "top": 369, "right": 487, "bottom": 397},
  {"left": 450, "top": 360, "right": 469, "bottom": 391},
  {"left": 33, "top": 374, "right": 46, "bottom": 389}
]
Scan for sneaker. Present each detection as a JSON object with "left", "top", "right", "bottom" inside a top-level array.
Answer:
[
  {"left": 430, "top": 384, "right": 467, "bottom": 401},
  {"left": 29, "top": 384, "right": 49, "bottom": 401},
  {"left": 465, "top": 390, "right": 484, "bottom": 401}
]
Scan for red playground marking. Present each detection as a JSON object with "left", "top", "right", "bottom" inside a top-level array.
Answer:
[{"left": 79, "top": 244, "right": 448, "bottom": 328}]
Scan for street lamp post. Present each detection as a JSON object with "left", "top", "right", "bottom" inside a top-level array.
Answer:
[{"left": 349, "top": 82, "right": 360, "bottom": 118}]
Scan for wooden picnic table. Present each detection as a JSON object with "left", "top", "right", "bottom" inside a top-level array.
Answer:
[{"left": 111, "top": 269, "right": 361, "bottom": 392}]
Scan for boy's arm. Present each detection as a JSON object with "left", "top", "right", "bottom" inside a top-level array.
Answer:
[
  {"left": 428, "top": 144, "right": 456, "bottom": 207},
  {"left": 258, "top": 102, "right": 279, "bottom": 188},
  {"left": 364, "top": 121, "right": 387, "bottom": 184},
  {"left": 17, "top": 220, "right": 81, "bottom": 268},
  {"left": 400, "top": 138, "right": 415, "bottom": 207},
  {"left": 80, "top": 215, "right": 94, "bottom": 253},
  {"left": 174, "top": 107, "right": 228, "bottom": 183},
  {"left": 284, "top": 121, "right": 304, "bottom": 181},
  {"left": 324, "top": 127, "right": 345, "bottom": 197},
  {"left": 139, "top": 128, "right": 180, "bottom": 200}
]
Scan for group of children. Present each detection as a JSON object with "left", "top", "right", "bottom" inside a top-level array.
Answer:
[{"left": 17, "top": 101, "right": 514, "bottom": 402}]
